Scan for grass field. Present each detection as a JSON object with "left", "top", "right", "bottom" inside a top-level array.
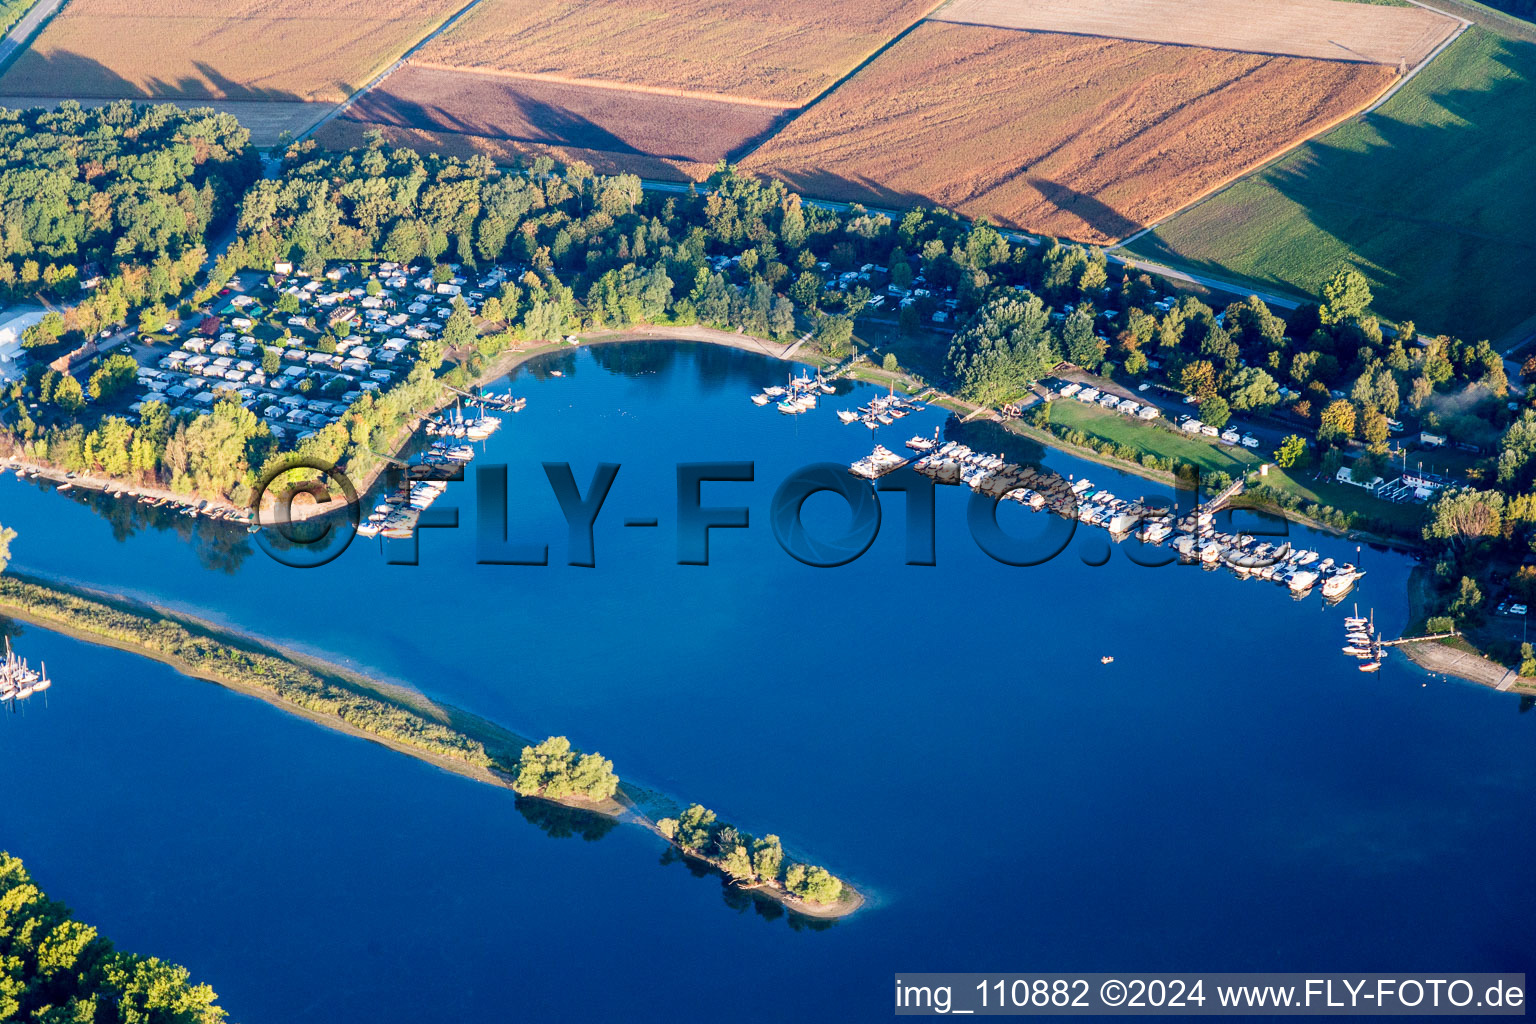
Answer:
[
  {"left": 1046, "top": 399, "right": 1264, "bottom": 476},
  {"left": 336, "top": 65, "right": 785, "bottom": 168},
  {"left": 0, "top": 0, "right": 463, "bottom": 103},
  {"left": 1044, "top": 399, "right": 1428, "bottom": 533},
  {"left": 742, "top": 24, "right": 1395, "bottom": 243},
  {"left": 414, "top": 0, "right": 942, "bottom": 106},
  {"left": 935, "top": 0, "right": 1458, "bottom": 64},
  {"left": 1126, "top": 27, "right": 1536, "bottom": 345}
]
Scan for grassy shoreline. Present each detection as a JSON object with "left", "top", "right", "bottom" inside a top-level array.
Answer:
[{"left": 0, "top": 571, "right": 862, "bottom": 919}]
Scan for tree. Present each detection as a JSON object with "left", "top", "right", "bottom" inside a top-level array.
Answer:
[
  {"left": 274, "top": 292, "right": 301, "bottom": 314},
  {"left": 946, "top": 293, "right": 1058, "bottom": 407},
  {"left": 1226, "top": 366, "right": 1279, "bottom": 411},
  {"left": 1198, "top": 394, "right": 1231, "bottom": 430},
  {"left": 0, "top": 521, "right": 12, "bottom": 573},
  {"left": 441, "top": 299, "right": 478, "bottom": 354},
  {"left": 1423, "top": 488, "right": 1505, "bottom": 549},
  {"left": 1274, "top": 434, "right": 1308, "bottom": 469},
  {"left": 87, "top": 354, "right": 139, "bottom": 401},
  {"left": 1180, "top": 360, "right": 1217, "bottom": 399},
  {"left": 1449, "top": 576, "right": 1483, "bottom": 620},
  {"left": 814, "top": 315, "right": 854, "bottom": 358},
  {"left": 882, "top": 352, "right": 898, "bottom": 372},
  {"left": 52, "top": 373, "right": 85, "bottom": 413},
  {"left": 511, "top": 736, "right": 619, "bottom": 801},
  {"left": 751, "top": 834, "right": 784, "bottom": 883},
  {"left": 136, "top": 303, "right": 170, "bottom": 335},
  {"left": 262, "top": 347, "right": 281, "bottom": 375},
  {"left": 671, "top": 804, "right": 717, "bottom": 851},
  {"left": 1062, "top": 308, "right": 1104, "bottom": 369},
  {"left": 1319, "top": 266, "right": 1372, "bottom": 325},
  {"left": 768, "top": 295, "right": 795, "bottom": 339},
  {"left": 1361, "top": 407, "right": 1390, "bottom": 454},
  {"left": 1317, "top": 399, "right": 1356, "bottom": 444},
  {"left": 785, "top": 863, "right": 843, "bottom": 904}
]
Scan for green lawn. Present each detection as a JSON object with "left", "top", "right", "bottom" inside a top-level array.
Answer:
[
  {"left": 1258, "top": 468, "right": 1429, "bottom": 535},
  {"left": 1126, "top": 27, "right": 1536, "bottom": 346},
  {"left": 1046, "top": 398, "right": 1263, "bottom": 475},
  {"left": 1044, "top": 399, "right": 1429, "bottom": 535}
]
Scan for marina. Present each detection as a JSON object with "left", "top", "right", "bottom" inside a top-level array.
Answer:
[
  {"left": 858, "top": 438, "right": 1375, "bottom": 602},
  {"left": 0, "top": 637, "right": 52, "bottom": 708}
]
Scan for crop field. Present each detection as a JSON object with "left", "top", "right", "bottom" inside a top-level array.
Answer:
[
  {"left": 0, "top": 95, "right": 330, "bottom": 144},
  {"left": 742, "top": 24, "right": 1395, "bottom": 244},
  {"left": 934, "top": 0, "right": 1459, "bottom": 66},
  {"left": 0, "top": 0, "right": 463, "bottom": 103},
  {"left": 314, "top": 118, "right": 720, "bottom": 183},
  {"left": 413, "top": 0, "right": 942, "bottom": 105},
  {"left": 337, "top": 65, "right": 785, "bottom": 172},
  {"left": 1126, "top": 28, "right": 1536, "bottom": 344}
]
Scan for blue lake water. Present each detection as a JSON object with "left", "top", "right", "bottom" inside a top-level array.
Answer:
[{"left": 1, "top": 341, "right": 1532, "bottom": 1022}]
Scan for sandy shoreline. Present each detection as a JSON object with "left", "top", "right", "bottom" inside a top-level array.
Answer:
[{"left": 1401, "top": 639, "right": 1532, "bottom": 695}]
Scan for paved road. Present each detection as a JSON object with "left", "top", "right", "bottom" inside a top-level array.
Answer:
[
  {"left": 0, "top": 0, "right": 63, "bottom": 71},
  {"left": 294, "top": 0, "right": 493, "bottom": 143}
]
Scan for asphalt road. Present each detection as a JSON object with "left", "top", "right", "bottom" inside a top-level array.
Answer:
[{"left": 0, "top": 0, "right": 63, "bottom": 71}]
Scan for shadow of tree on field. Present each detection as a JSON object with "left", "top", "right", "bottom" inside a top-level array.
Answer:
[
  {"left": 0, "top": 48, "right": 308, "bottom": 103},
  {"left": 343, "top": 69, "right": 785, "bottom": 163},
  {"left": 1131, "top": 32, "right": 1536, "bottom": 342}
]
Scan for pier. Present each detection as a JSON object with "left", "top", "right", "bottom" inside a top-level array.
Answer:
[{"left": 0, "top": 637, "right": 52, "bottom": 708}]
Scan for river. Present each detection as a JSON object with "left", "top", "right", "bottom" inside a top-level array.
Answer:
[{"left": 1, "top": 341, "right": 1531, "bottom": 1021}]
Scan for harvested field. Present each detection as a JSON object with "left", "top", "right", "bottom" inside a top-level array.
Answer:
[
  {"left": 742, "top": 24, "right": 1397, "bottom": 244},
  {"left": 339, "top": 65, "right": 785, "bottom": 167},
  {"left": 0, "top": 96, "right": 331, "bottom": 145},
  {"left": 934, "top": 0, "right": 1459, "bottom": 66},
  {"left": 0, "top": 0, "right": 463, "bottom": 103},
  {"left": 414, "top": 0, "right": 943, "bottom": 105},
  {"left": 314, "top": 119, "right": 717, "bottom": 183},
  {"left": 1127, "top": 28, "right": 1536, "bottom": 343}
]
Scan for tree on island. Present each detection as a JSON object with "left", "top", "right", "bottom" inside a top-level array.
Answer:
[
  {"left": 512, "top": 736, "right": 619, "bottom": 802},
  {"left": 657, "top": 804, "right": 844, "bottom": 904},
  {"left": 785, "top": 863, "right": 844, "bottom": 905},
  {"left": 0, "top": 521, "right": 12, "bottom": 573}
]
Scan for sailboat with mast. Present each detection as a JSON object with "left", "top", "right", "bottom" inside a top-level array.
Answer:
[{"left": 0, "top": 637, "right": 51, "bottom": 706}]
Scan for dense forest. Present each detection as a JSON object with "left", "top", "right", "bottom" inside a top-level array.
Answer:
[
  {"left": 0, "top": 852, "right": 226, "bottom": 1022},
  {"left": 0, "top": 101, "right": 256, "bottom": 306}
]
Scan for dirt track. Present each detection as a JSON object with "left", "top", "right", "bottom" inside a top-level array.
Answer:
[{"left": 934, "top": 0, "right": 1459, "bottom": 66}]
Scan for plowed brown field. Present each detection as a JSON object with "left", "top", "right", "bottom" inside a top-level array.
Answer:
[
  {"left": 935, "top": 0, "right": 1459, "bottom": 66},
  {"left": 415, "top": 0, "right": 943, "bottom": 105},
  {"left": 338, "top": 65, "right": 784, "bottom": 168},
  {"left": 0, "top": 0, "right": 462, "bottom": 103},
  {"left": 741, "top": 24, "right": 1397, "bottom": 244}
]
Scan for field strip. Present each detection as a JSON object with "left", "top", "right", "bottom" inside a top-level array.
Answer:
[
  {"left": 405, "top": 62, "right": 798, "bottom": 110},
  {"left": 1111, "top": 7, "right": 1468, "bottom": 251},
  {"left": 297, "top": 0, "right": 494, "bottom": 142},
  {"left": 933, "top": 0, "right": 1460, "bottom": 65}
]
